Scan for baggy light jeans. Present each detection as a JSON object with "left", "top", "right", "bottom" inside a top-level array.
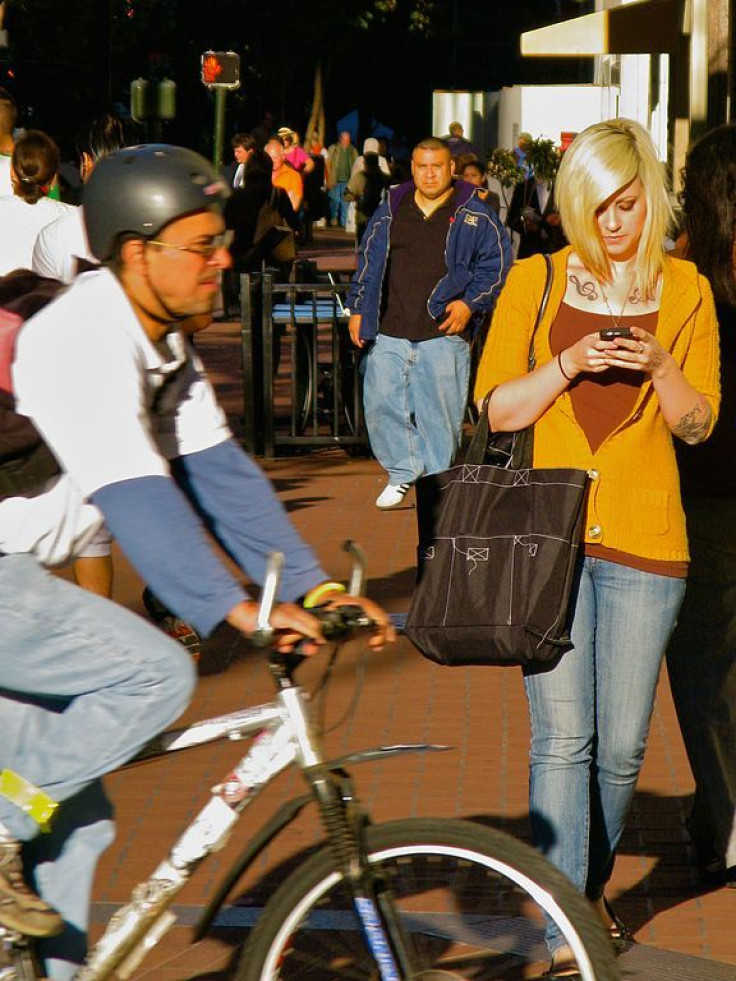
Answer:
[
  {"left": 0, "top": 554, "right": 196, "bottom": 980},
  {"left": 523, "top": 556, "right": 685, "bottom": 952},
  {"left": 362, "top": 332, "right": 471, "bottom": 485}
]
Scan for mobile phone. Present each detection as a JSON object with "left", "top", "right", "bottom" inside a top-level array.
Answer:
[{"left": 599, "top": 327, "right": 634, "bottom": 341}]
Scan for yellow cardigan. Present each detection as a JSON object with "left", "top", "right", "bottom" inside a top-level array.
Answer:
[{"left": 474, "top": 247, "right": 721, "bottom": 563}]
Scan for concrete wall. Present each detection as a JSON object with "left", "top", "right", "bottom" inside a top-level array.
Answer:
[
  {"left": 497, "top": 84, "right": 618, "bottom": 151},
  {"left": 431, "top": 90, "right": 501, "bottom": 158}
]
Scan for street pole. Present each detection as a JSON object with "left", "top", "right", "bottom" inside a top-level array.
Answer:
[
  {"left": 213, "top": 87, "right": 227, "bottom": 169},
  {"left": 688, "top": 0, "right": 708, "bottom": 142},
  {"left": 201, "top": 51, "right": 240, "bottom": 170}
]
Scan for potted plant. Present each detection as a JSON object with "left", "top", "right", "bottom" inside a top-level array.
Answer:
[
  {"left": 486, "top": 147, "right": 524, "bottom": 211},
  {"left": 524, "top": 137, "right": 560, "bottom": 187}
]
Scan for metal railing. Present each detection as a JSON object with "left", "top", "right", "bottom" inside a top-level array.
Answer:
[{"left": 239, "top": 272, "right": 367, "bottom": 457}]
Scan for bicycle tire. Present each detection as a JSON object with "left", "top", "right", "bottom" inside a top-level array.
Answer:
[
  {"left": 294, "top": 328, "right": 313, "bottom": 436},
  {"left": 235, "top": 817, "right": 620, "bottom": 981}
]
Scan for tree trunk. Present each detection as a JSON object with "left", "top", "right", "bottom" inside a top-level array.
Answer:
[{"left": 306, "top": 62, "right": 324, "bottom": 145}]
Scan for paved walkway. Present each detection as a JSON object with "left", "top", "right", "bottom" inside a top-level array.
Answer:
[{"left": 82, "top": 232, "right": 734, "bottom": 979}]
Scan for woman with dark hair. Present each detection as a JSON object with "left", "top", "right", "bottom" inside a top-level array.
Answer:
[
  {"left": 666, "top": 123, "right": 736, "bottom": 889},
  {"left": 0, "top": 130, "right": 73, "bottom": 275},
  {"left": 222, "top": 148, "right": 297, "bottom": 315},
  {"left": 458, "top": 159, "right": 502, "bottom": 216}
]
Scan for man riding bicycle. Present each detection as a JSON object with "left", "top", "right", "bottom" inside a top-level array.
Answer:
[{"left": 0, "top": 144, "right": 393, "bottom": 980}]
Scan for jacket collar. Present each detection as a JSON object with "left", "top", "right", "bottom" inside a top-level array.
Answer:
[{"left": 388, "top": 178, "right": 476, "bottom": 216}]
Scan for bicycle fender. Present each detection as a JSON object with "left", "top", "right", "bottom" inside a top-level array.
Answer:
[
  {"left": 309, "top": 744, "right": 453, "bottom": 773},
  {"left": 193, "top": 792, "right": 313, "bottom": 941}
]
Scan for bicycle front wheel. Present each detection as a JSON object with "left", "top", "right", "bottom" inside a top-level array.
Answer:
[{"left": 236, "top": 817, "right": 620, "bottom": 981}]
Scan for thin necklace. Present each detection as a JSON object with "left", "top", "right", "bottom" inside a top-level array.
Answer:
[{"left": 599, "top": 275, "right": 635, "bottom": 329}]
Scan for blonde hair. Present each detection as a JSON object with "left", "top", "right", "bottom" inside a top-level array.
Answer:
[{"left": 555, "top": 118, "right": 673, "bottom": 295}]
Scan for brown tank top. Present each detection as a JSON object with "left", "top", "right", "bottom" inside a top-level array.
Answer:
[{"left": 550, "top": 302, "right": 687, "bottom": 578}]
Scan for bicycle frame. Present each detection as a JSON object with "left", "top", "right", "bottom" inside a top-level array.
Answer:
[
  {"left": 70, "top": 550, "right": 443, "bottom": 981},
  {"left": 73, "top": 688, "right": 299, "bottom": 979}
]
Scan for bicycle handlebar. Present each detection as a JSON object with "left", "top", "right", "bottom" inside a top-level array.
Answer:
[{"left": 250, "top": 542, "right": 372, "bottom": 650}]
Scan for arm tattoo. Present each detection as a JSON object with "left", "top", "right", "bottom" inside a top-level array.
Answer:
[
  {"left": 672, "top": 398, "right": 713, "bottom": 445},
  {"left": 569, "top": 275, "right": 598, "bottom": 301}
]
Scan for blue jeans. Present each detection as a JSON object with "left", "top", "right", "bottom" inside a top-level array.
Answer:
[
  {"left": 362, "top": 333, "right": 471, "bottom": 485},
  {"left": 328, "top": 181, "right": 349, "bottom": 225},
  {"left": 523, "top": 556, "right": 685, "bottom": 952},
  {"left": 0, "top": 554, "right": 196, "bottom": 980},
  {"left": 666, "top": 498, "right": 736, "bottom": 870}
]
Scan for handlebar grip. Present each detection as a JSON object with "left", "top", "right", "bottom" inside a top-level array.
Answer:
[
  {"left": 249, "top": 627, "right": 275, "bottom": 649},
  {"left": 311, "top": 603, "right": 375, "bottom": 639}
]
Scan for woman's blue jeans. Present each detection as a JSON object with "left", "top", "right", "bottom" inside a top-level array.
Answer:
[
  {"left": 362, "top": 333, "right": 471, "bottom": 485},
  {"left": 523, "top": 556, "right": 685, "bottom": 952}
]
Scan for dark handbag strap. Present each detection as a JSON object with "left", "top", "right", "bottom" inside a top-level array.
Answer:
[
  {"left": 467, "top": 253, "right": 554, "bottom": 467},
  {"left": 527, "top": 252, "right": 554, "bottom": 370}
]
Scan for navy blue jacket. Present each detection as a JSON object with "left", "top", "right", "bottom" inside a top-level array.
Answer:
[{"left": 346, "top": 179, "right": 512, "bottom": 341}]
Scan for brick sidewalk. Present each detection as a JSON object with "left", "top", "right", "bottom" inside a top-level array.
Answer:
[{"left": 83, "top": 257, "right": 735, "bottom": 979}]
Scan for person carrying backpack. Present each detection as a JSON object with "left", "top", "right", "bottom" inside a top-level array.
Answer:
[
  {"left": 0, "top": 144, "right": 394, "bottom": 980},
  {"left": 345, "top": 151, "right": 390, "bottom": 246}
]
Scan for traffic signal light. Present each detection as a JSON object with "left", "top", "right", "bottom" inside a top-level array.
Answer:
[
  {"left": 130, "top": 78, "right": 177, "bottom": 121},
  {"left": 201, "top": 51, "right": 240, "bottom": 89}
]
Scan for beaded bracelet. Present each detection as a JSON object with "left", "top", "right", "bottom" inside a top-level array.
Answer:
[{"left": 303, "top": 581, "right": 346, "bottom": 609}]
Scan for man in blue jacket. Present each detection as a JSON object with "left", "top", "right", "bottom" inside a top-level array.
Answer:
[{"left": 347, "top": 137, "right": 512, "bottom": 509}]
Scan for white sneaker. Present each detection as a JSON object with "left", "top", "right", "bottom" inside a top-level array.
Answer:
[{"left": 376, "top": 482, "right": 411, "bottom": 509}]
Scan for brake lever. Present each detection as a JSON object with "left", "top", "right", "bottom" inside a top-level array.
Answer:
[
  {"left": 250, "top": 551, "right": 284, "bottom": 648},
  {"left": 311, "top": 603, "right": 374, "bottom": 639},
  {"left": 343, "top": 540, "right": 367, "bottom": 596}
]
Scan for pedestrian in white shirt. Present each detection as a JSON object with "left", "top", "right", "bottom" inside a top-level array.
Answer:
[{"left": 0, "top": 130, "right": 73, "bottom": 276}]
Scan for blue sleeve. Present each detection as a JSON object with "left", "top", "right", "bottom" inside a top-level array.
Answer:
[
  {"left": 93, "top": 476, "right": 248, "bottom": 637},
  {"left": 462, "top": 207, "right": 513, "bottom": 316},
  {"left": 170, "top": 439, "right": 328, "bottom": 603},
  {"left": 345, "top": 204, "right": 388, "bottom": 313}
]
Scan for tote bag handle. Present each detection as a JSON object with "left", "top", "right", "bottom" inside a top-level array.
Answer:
[{"left": 468, "top": 253, "right": 554, "bottom": 468}]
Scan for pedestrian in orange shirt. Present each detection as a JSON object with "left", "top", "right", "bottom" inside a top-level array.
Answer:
[{"left": 265, "top": 137, "right": 303, "bottom": 213}]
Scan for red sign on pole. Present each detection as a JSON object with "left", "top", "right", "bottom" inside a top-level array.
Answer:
[{"left": 200, "top": 51, "right": 240, "bottom": 89}]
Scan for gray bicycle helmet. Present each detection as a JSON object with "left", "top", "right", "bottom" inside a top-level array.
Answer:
[{"left": 83, "top": 144, "right": 229, "bottom": 261}]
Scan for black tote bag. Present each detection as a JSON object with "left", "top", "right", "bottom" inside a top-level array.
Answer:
[{"left": 405, "top": 257, "right": 590, "bottom": 667}]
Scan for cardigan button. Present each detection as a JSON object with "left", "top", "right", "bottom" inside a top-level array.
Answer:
[{"left": 588, "top": 524, "right": 602, "bottom": 538}]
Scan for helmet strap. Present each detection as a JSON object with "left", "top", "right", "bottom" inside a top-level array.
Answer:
[{"left": 135, "top": 248, "right": 199, "bottom": 327}]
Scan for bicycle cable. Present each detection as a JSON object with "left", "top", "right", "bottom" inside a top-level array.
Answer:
[{"left": 312, "top": 642, "right": 370, "bottom": 737}]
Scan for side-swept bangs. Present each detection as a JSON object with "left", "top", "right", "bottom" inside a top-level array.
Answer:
[{"left": 556, "top": 118, "right": 672, "bottom": 295}]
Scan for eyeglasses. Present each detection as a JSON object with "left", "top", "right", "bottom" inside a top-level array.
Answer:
[{"left": 146, "top": 231, "right": 232, "bottom": 260}]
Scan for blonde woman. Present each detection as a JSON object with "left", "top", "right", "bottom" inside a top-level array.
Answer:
[{"left": 475, "top": 118, "right": 720, "bottom": 979}]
